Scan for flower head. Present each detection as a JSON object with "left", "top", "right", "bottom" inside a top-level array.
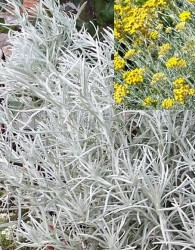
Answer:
[
  {"left": 173, "top": 85, "right": 195, "bottom": 104},
  {"left": 165, "top": 27, "right": 172, "bottom": 33},
  {"left": 151, "top": 72, "right": 167, "bottom": 84},
  {"left": 114, "top": 52, "right": 126, "bottom": 71},
  {"left": 148, "top": 31, "right": 159, "bottom": 40},
  {"left": 173, "top": 77, "right": 195, "bottom": 104},
  {"left": 142, "top": 96, "right": 157, "bottom": 106},
  {"left": 156, "top": 23, "right": 163, "bottom": 30},
  {"left": 114, "top": 82, "right": 129, "bottom": 103},
  {"left": 175, "top": 22, "right": 186, "bottom": 31},
  {"left": 158, "top": 43, "right": 171, "bottom": 56},
  {"left": 124, "top": 49, "right": 136, "bottom": 59},
  {"left": 162, "top": 98, "right": 175, "bottom": 109},
  {"left": 166, "top": 57, "right": 187, "bottom": 68},
  {"left": 123, "top": 68, "right": 144, "bottom": 85},
  {"left": 179, "top": 11, "right": 191, "bottom": 22},
  {"left": 173, "top": 77, "right": 186, "bottom": 88},
  {"left": 143, "top": 0, "right": 168, "bottom": 9}
]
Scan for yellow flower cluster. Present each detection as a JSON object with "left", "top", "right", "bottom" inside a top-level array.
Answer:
[
  {"left": 124, "top": 49, "right": 136, "bottom": 59},
  {"left": 174, "top": 11, "right": 191, "bottom": 31},
  {"left": 172, "top": 77, "right": 185, "bottom": 88},
  {"left": 175, "top": 22, "right": 186, "bottom": 31},
  {"left": 173, "top": 87, "right": 195, "bottom": 104},
  {"left": 114, "top": 0, "right": 168, "bottom": 39},
  {"left": 143, "top": 0, "right": 168, "bottom": 8},
  {"left": 156, "top": 23, "right": 163, "bottom": 30},
  {"left": 165, "top": 27, "right": 173, "bottom": 33},
  {"left": 161, "top": 98, "right": 175, "bottom": 109},
  {"left": 123, "top": 68, "right": 144, "bottom": 85},
  {"left": 114, "top": 82, "right": 129, "bottom": 103},
  {"left": 151, "top": 72, "right": 167, "bottom": 84},
  {"left": 114, "top": 52, "right": 126, "bottom": 71},
  {"left": 179, "top": 11, "right": 191, "bottom": 21},
  {"left": 122, "top": 7, "right": 149, "bottom": 35},
  {"left": 114, "top": 0, "right": 195, "bottom": 109},
  {"left": 114, "top": 5, "right": 124, "bottom": 39},
  {"left": 148, "top": 31, "right": 159, "bottom": 40},
  {"left": 172, "top": 77, "right": 195, "bottom": 104},
  {"left": 142, "top": 96, "right": 157, "bottom": 106},
  {"left": 158, "top": 43, "right": 171, "bottom": 57},
  {"left": 166, "top": 57, "right": 187, "bottom": 68}
]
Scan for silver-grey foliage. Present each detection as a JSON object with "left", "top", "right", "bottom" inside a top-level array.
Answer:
[{"left": 1, "top": 1, "right": 195, "bottom": 250}]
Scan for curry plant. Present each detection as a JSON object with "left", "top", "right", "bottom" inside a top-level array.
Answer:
[
  {"left": 0, "top": 0, "right": 113, "bottom": 249},
  {"left": 1, "top": 0, "right": 195, "bottom": 250}
]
